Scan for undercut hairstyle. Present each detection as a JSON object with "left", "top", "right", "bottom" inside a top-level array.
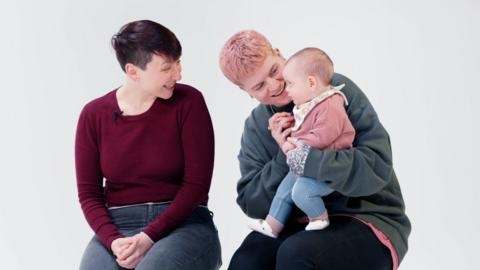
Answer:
[
  {"left": 111, "top": 20, "right": 182, "bottom": 72},
  {"left": 287, "top": 47, "right": 334, "bottom": 85},
  {"left": 219, "top": 30, "right": 273, "bottom": 86}
]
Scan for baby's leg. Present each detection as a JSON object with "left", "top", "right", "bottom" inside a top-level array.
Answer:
[
  {"left": 292, "top": 177, "right": 334, "bottom": 230},
  {"left": 249, "top": 172, "right": 297, "bottom": 237}
]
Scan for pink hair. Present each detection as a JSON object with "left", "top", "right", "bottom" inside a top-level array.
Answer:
[{"left": 219, "top": 30, "right": 273, "bottom": 86}]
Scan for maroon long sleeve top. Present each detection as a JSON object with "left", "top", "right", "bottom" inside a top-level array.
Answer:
[{"left": 75, "top": 83, "right": 214, "bottom": 249}]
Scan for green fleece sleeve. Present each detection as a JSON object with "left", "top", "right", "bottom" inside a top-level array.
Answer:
[
  {"left": 236, "top": 110, "right": 290, "bottom": 218},
  {"left": 303, "top": 73, "right": 394, "bottom": 197}
]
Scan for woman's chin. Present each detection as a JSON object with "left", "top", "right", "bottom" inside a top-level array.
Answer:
[{"left": 157, "top": 89, "right": 174, "bottom": 99}]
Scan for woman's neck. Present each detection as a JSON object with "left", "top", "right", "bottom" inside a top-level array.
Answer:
[{"left": 116, "top": 81, "right": 156, "bottom": 115}]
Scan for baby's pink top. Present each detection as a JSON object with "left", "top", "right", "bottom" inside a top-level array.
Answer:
[{"left": 292, "top": 93, "right": 355, "bottom": 150}]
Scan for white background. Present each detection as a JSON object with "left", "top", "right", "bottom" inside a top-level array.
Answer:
[{"left": 1, "top": 0, "right": 479, "bottom": 269}]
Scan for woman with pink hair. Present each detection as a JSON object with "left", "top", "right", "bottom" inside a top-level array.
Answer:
[{"left": 219, "top": 30, "right": 410, "bottom": 270}]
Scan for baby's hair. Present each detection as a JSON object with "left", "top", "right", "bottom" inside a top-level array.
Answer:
[{"left": 287, "top": 47, "right": 334, "bottom": 84}]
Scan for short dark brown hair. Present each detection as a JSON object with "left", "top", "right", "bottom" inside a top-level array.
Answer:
[{"left": 111, "top": 20, "right": 182, "bottom": 72}]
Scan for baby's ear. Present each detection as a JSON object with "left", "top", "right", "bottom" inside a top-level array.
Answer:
[{"left": 307, "top": 75, "right": 317, "bottom": 88}]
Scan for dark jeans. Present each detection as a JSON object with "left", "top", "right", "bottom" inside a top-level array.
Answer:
[
  {"left": 80, "top": 203, "right": 222, "bottom": 270},
  {"left": 228, "top": 215, "right": 392, "bottom": 270}
]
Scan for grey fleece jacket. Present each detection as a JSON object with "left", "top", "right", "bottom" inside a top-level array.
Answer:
[{"left": 237, "top": 73, "right": 411, "bottom": 263}]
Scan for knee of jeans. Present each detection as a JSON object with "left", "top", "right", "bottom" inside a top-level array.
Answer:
[
  {"left": 291, "top": 181, "right": 309, "bottom": 207},
  {"left": 276, "top": 236, "right": 310, "bottom": 267},
  {"left": 79, "top": 236, "right": 119, "bottom": 270}
]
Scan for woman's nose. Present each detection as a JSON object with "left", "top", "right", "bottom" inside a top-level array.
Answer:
[{"left": 172, "top": 63, "right": 182, "bottom": 81}]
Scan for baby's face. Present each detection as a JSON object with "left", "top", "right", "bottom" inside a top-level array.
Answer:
[{"left": 283, "top": 61, "right": 311, "bottom": 105}]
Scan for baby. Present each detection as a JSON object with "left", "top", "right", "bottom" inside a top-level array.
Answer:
[{"left": 249, "top": 47, "right": 356, "bottom": 237}]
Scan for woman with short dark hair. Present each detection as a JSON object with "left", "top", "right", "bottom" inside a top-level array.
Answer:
[{"left": 76, "top": 20, "right": 221, "bottom": 269}]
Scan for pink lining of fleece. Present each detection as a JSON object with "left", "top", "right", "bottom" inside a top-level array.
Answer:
[{"left": 337, "top": 215, "right": 399, "bottom": 270}]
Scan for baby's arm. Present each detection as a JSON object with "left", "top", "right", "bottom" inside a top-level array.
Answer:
[{"left": 281, "top": 140, "right": 297, "bottom": 155}]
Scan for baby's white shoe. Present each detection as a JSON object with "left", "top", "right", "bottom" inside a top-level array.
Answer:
[
  {"left": 248, "top": 218, "right": 277, "bottom": 238},
  {"left": 305, "top": 219, "right": 330, "bottom": 231}
]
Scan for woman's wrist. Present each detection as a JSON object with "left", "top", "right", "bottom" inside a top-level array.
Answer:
[{"left": 140, "top": 232, "right": 154, "bottom": 245}]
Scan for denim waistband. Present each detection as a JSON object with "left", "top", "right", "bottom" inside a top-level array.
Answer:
[
  {"left": 108, "top": 201, "right": 208, "bottom": 210},
  {"left": 108, "top": 202, "right": 213, "bottom": 230},
  {"left": 108, "top": 201, "right": 171, "bottom": 210}
]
